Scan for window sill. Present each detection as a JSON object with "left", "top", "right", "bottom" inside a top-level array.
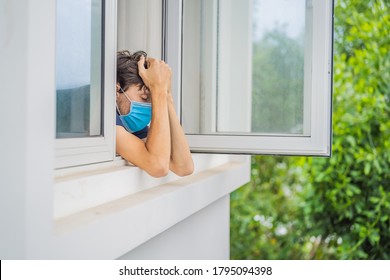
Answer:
[
  {"left": 54, "top": 154, "right": 240, "bottom": 219},
  {"left": 51, "top": 154, "right": 250, "bottom": 259}
]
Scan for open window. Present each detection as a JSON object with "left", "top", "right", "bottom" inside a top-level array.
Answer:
[
  {"left": 55, "top": 0, "right": 116, "bottom": 168},
  {"left": 171, "top": 0, "right": 334, "bottom": 156},
  {"left": 55, "top": 0, "right": 334, "bottom": 170}
]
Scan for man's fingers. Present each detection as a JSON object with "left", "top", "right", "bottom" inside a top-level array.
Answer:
[{"left": 138, "top": 56, "right": 146, "bottom": 74}]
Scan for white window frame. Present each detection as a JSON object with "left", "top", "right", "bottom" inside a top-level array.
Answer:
[
  {"left": 166, "top": 0, "right": 334, "bottom": 157},
  {"left": 55, "top": 0, "right": 117, "bottom": 169}
]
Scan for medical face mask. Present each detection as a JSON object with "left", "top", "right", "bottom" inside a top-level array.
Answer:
[{"left": 117, "top": 88, "right": 152, "bottom": 133}]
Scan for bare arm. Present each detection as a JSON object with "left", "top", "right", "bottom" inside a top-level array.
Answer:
[{"left": 167, "top": 90, "right": 194, "bottom": 176}]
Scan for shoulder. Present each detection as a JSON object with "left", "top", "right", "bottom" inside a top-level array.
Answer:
[{"left": 115, "top": 126, "right": 149, "bottom": 166}]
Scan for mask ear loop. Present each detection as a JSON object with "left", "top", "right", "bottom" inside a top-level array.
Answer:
[
  {"left": 115, "top": 86, "right": 122, "bottom": 115},
  {"left": 120, "top": 87, "right": 132, "bottom": 102},
  {"left": 115, "top": 102, "right": 123, "bottom": 115},
  {"left": 116, "top": 87, "right": 133, "bottom": 116}
]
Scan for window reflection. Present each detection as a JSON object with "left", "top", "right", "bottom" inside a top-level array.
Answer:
[
  {"left": 182, "top": 0, "right": 308, "bottom": 135},
  {"left": 56, "top": 0, "right": 103, "bottom": 138},
  {"left": 250, "top": 0, "right": 306, "bottom": 134}
]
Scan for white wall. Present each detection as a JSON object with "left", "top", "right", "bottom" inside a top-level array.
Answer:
[
  {"left": 119, "top": 196, "right": 230, "bottom": 260},
  {"left": 0, "top": 0, "right": 250, "bottom": 260},
  {"left": 0, "top": 0, "right": 56, "bottom": 259}
]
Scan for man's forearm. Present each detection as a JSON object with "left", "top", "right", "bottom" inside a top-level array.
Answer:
[
  {"left": 145, "top": 91, "right": 171, "bottom": 167},
  {"left": 167, "top": 98, "right": 194, "bottom": 175}
]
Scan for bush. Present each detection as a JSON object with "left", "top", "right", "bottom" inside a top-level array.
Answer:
[
  {"left": 230, "top": 0, "right": 390, "bottom": 259},
  {"left": 230, "top": 156, "right": 311, "bottom": 259},
  {"left": 302, "top": 0, "right": 390, "bottom": 259}
]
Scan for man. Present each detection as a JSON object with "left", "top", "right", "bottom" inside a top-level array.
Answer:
[{"left": 115, "top": 51, "right": 194, "bottom": 177}]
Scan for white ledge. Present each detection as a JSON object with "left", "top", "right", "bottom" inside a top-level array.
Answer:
[
  {"left": 54, "top": 154, "right": 236, "bottom": 219},
  {"left": 51, "top": 156, "right": 250, "bottom": 259}
]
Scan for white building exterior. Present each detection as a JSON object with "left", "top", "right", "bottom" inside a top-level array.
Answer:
[
  {"left": 0, "top": 0, "right": 333, "bottom": 259},
  {"left": 0, "top": 0, "right": 250, "bottom": 259}
]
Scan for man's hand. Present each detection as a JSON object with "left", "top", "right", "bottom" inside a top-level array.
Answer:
[{"left": 138, "top": 56, "right": 171, "bottom": 94}]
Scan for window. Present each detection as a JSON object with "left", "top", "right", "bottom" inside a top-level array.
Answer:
[
  {"left": 55, "top": 0, "right": 116, "bottom": 168},
  {"left": 174, "top": 0, "right": 334, "bottom": 156},
  {"left": 55, "top": 0, "right": 333, "bottom": 170},
  {"left": 56, "top": 0, "right": 103, "bottom": 139},
  {"left": 117, "top": 0, "right": 163, "bottom": 59}
]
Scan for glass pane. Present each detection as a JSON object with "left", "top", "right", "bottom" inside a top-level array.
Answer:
[
  {"left": 250, "top": 0, "right": 306, "bottom": 135},
  {"left": 56, "top": 0, "right": 103, "bottom": 138},
  {"left": 182, "top": 0, "right": 308, "bottom": 136}
]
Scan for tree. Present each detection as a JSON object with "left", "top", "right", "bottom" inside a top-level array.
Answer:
[
  {"left": 230, "top": 0, "right": 390, "bottom": 259},
  {"left": 302, "top": 0, "right": 390, "bottom": 259}
]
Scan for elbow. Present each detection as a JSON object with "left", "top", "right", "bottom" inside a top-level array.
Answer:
[
  {"left": 172, "top": 161, "right": 194, "bottom": 177},
  {"left": 150, "top": 168, "right": 169, "bottom": 178},
  {"left": 145, "top": 157, "right": 194, "bottom": 178},
  {"left": 176, "top": 168, "right": 194, "bottom": 177},
  {"left": 147, "top": 160, "right": 170, "bottom": 178}
]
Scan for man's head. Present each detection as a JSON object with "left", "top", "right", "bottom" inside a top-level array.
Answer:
[
  {"left": 117, "top": 50, "right": 147, "bottom": 92},
  {"left": 116, "top": 50, "right": 150, "bottom": 115}
]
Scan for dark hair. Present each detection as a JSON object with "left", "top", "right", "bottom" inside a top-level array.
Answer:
[{"left": 116, "top": 50, "right": 147, "bottom": 91}]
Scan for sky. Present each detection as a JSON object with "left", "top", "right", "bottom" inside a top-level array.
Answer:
[
  {"left": 56, "top": 0, "right": 93, "bottom": 89},
  {"left": 252, "top": 0, "right": 306, "bottom": 41}
]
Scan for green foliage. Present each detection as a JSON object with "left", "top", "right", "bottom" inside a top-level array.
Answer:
[
  {"left": 251, "top": 29, "right": 304, "bottom": 133},
  {"left": 303, "top": 0, "right": 390, "bottom": 259},
  {"left": 230, "top": 156, "right": 312, "bottom": 259},
  {"left": 230, "top": 0, "right": 390, "bottom": 259}
]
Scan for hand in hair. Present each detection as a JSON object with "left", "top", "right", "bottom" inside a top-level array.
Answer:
[{"left": 137, "top": 56, "right": 172, "bottom": 94}]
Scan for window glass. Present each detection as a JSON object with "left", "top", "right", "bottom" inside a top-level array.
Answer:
[
  {"left": 249, "top": 0, "right": 306, "bottom": 135},
  {"left": 56, "top": 0, "right": 103, "bottom": 138},
  {"left": 182, "top": 0, "right": 309, "bottom": 135}
]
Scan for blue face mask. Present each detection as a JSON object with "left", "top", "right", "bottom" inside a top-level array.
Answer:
[{"left": 117, "top": 88, "right": 152, "bottom": 133}]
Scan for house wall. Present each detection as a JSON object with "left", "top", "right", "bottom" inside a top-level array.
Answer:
[
  {"left": 119, "top": 196, "right": 230, "bottom": 260},
  {"left": 51, "top": 155, "right": 249, "bottom": 259},
  {"left": 0, "top": 0, "right": 250, "bottom": 259}
]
